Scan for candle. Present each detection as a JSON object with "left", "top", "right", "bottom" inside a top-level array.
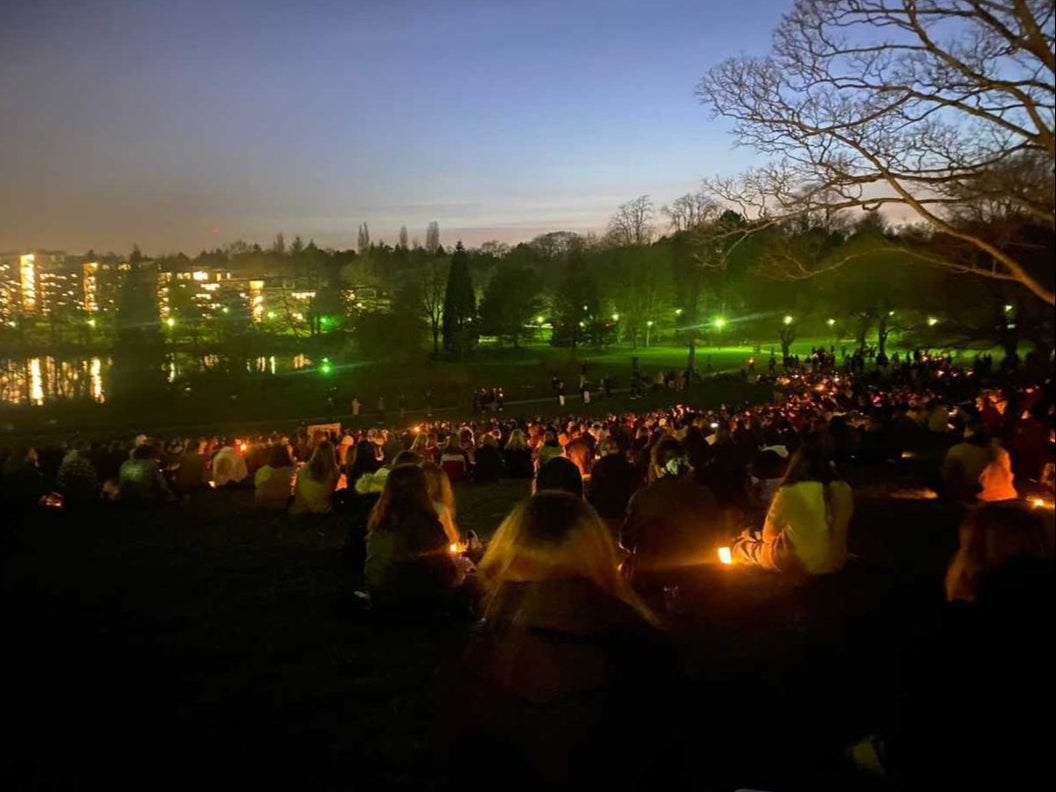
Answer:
[{"left": 718, "top": 546, "right": 733, "bottom": 565}]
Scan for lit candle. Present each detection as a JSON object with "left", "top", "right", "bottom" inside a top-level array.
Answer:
[{"left": 718, "top": 546, "right": 733, "bottom": 565}]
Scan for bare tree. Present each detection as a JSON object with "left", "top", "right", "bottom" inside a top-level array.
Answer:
[
  {"left": 662, "top": 191, "right": 718, "bottom": 232},
  {"left": 697, "top": 0, "right": 1055, "bottom": 304},
  {"left": 607, "top": 195, "right": 655, "bottom": 246},
  {"left": 420, "top": 255, "right": 448, "bottom": 356},
  {"left": 398, "top": 225, "right": 409, "bottom": 249},
  {"left": 425, "top": 221, "right": 441, "bottom": 255}
]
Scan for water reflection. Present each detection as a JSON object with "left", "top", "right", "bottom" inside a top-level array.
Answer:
[
  {"left": 1, "top": 356, "right": 111, "bottom": 406},
  {"left": 0, "top": 353, "right": 318, "bottom": 405}
]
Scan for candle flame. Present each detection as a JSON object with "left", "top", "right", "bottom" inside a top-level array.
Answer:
[{"left": 718, "top": 546, "right": 733, "bottom": 565}]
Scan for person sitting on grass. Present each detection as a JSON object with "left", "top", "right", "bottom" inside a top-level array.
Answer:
[
  {"left": 851, "top": 502, "right": 1053, "bottom": 789},
  {"left": 254, "top": 444, "right": 296, "bottom": 511},
  {"left": 532, "top": 456, "right": 583, "bottom": 498},
  {"left": 622, "top": 437, "right": 723, "bottom": 586},
  {"left": 442, "top": 492, "right": 683, "bottom": 789},
  {"left": 502, "top": 429, "right": 535, "bottom": 479},
  {"left": 118, "top": 442, "right": 174, "bottom": 504},
  {"left": 733, "top": 443, "right": 853, "bottom": 575},
  {"left": 422, "top": 461, "right": 460, "bottom": 546},
  {"left": 363, "top": 464, "right": 463, "bottom": 611},
  {"left": 290, "top": 441, "right": 339, "bottom": 515},
  {"left": 473, "top": 434, "right": 503, "bottom": 483}
]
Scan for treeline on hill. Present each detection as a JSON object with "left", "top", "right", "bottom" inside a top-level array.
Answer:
[{"left": 72, "top": 196, "right": 1056, "bottom": 373}]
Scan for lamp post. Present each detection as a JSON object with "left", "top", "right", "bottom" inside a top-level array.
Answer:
[{"left": 646, "top": 320, "right": 654, "bottom": 348}]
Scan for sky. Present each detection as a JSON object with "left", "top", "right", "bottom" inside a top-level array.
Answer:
[{"left": 1, "top": 0, "right": 793, "bottom": 255}]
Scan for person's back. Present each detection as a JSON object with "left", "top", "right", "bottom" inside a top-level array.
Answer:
[
  {"left": 502, "top": 446, "right": 534, "bottom": 478},
  {"left": 763, "top": 480, "right": 853, "bottom": 574},
  {"left": 118, "top": 447, "right": 171, "bottom": 503},
  {"left": 290, "top": 467, "right": 335, "bottom": 514},
  {"left": 455, "top": 578, "right": 679, "bottom": 789},
  {"left": 587, "top": 453, "right": 640, "bottom": 520},
  {"left": 624, "top": 475, "right": 721, "bottom": 573},
  {"left": 255, "top": 463, "right": 295, "bottom": 510},
  {"left": 474, "top": 441, "right": 503, "bottom": 483}
]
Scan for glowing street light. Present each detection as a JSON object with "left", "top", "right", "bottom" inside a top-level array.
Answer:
[
  {"left": 166, "top": 317, "right": 176, "bottom": 328},
  {"left": 674, "top": 308, "right": 683, "bottom": 317},
  {"left": 611, "top": 313, "right": 620, "bottom": 322},
  {"left": 783, "top": 315, "right": 794, "bottom": 325},
  {"left": 87, "top": 317, "right": 97, "bottom": 328},
  {"left": 536, "top": 315, "right": 545, "bottom": 325},
  {"left": 713, "top": 317, "right": 726, "bottom": 329},
  {"left": 826, "top": 318, "right": 836, "bottom": 327},
  {"left": 927, "top": 316, "right": 939, "bottom": 327},
  {"left": 646, "top": 320, "right": 654, "bottom": 327},
  {"left": 319, "top": 357, "right": 333, "bottom": 376},
  {"left": 266, "top": 310, "right": 277, "bottom": 320},
  {"left": 1004, "top": 304, "right": 1014, "bottom": 313}
]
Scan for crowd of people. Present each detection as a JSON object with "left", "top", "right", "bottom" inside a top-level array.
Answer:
[{"left": 2, "top": 350, "right": 1053, "bottom": 788}]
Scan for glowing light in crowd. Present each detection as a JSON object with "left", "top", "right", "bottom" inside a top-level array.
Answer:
[
  {"left": 717, "top": 547, "right": 733, "bottom": 565},
  {"left": 927, "top": 317, "right": 939, "bottom": 326},
  {"left": 166, "top": 317, "right": 176, "bottom": 328},
  {"left": 783, "top": 315, "right": 794, "bottom": 325}
]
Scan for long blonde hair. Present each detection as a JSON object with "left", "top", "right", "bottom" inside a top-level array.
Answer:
[
  {"left": 422, "top": 461, "right": 456, "bottom": 517},
  {"left": 478, "top": 492, "right": 657, "bottom": 624}
]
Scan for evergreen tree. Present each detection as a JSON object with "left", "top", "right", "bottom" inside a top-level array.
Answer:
[{"left": 441, "top": 241, "right": 476, "bottom": 357}]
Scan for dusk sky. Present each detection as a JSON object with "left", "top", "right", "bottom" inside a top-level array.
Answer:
[{"left": 2, "top": 0, "right": 791, "bottom": 255}]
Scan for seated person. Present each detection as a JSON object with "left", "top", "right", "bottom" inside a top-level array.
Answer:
[
  {"left": 442, "top": 492, "right": 682, "bottom": 788},
  {"left": 254, "top": 444, "right": 296, "bottom": 510},
  {"left": 733, "top": 444, "right": 853, "bottom": 575},
  {"left": 290, "top": 442, "right": 338, "bottom": 515},
  {"left": 363, "top": 464, "right": 461, "bottom": 609},
  {"left": 211, "top": 445, "right": 248, "bottom": 488},
  {"left": 118, "top": 443, "right": 174, "bottom": 503},
  {"left": 473, "top": 435, "right": 503, "bottom": 483},
  {"left": 853, "top": 502, "right": 1053, "bottom": 788},
  {"left": 533, "top": 456, "right": 583, "bottom": 498},
  {"left": 941, "top": 422, "right": 991, "bottom": 501},
  {"left": 622, "top": 438, "right": 723, "bottom": 582}
]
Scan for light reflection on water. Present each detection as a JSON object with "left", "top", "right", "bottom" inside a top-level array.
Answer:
[
  {"left": 0, "top": 353, "right": 318, "bottom": 406},
  {"left": 1, "top": 357, "right": 111, "bottom": 406}
]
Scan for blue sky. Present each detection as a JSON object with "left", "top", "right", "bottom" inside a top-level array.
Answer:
[{"left": 1, "top": 0, "right": 791, "bottom": 254}]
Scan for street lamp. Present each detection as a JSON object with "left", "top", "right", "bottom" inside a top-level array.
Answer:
[
  {"left": 826, "top": 318, "right": 836, "bottom": 327},
  {"left": 87, "top": 317, "right": 97, "bottom": 328},
  {"left": 927, "top": 316, "right": 939, "bottom": 327},
  {"left": 713, "top": 317, "right": 726, "bottom": 329},
  {"left": 783, "top": 315, "right": 794, "bottom": 325},
  {"left": 611, "top": 313, "right": 619, "bottom": 322},
  {"left": 166, "top": 317, "right": 176, "bottom": 328}
]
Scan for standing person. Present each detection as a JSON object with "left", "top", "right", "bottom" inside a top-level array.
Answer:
[
  {"left": 351, "top": 396, "right": 361, "bottom": 420},
  {"left": 377, "top": 395, "right": 386, "bottom": 423},
  {"left": 558, "top": 380, "right": 566, "bottom": 407},
  {"left": 424, "top": 388, "right": 433, "bottom": 418},
  {"left": 399, "top": 391, "right": 407, "bottom": 421}
]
